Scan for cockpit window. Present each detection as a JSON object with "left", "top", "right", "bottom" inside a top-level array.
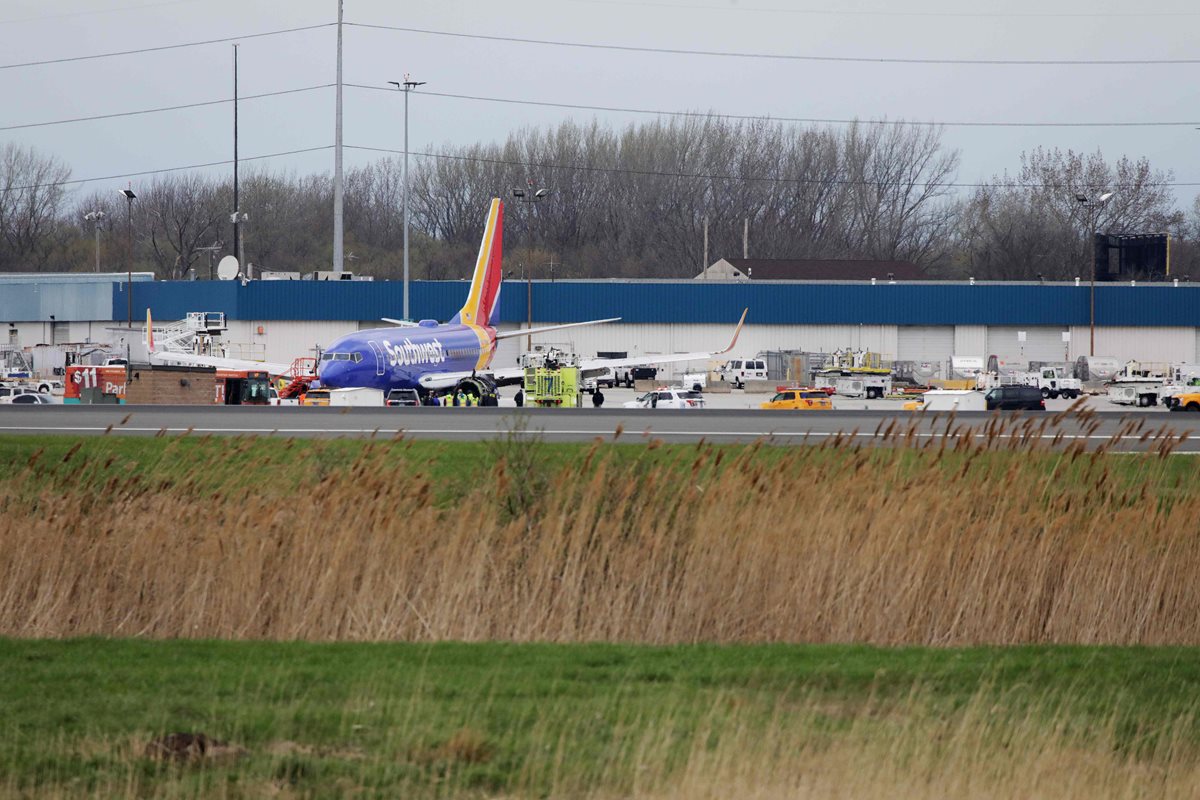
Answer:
[{"left": 320, "top": 352, "right": 362, "bottom": 362}]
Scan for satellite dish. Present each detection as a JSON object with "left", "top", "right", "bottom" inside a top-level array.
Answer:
[{"left": 216, "top": 255, "right": 239, "bottom": 281}]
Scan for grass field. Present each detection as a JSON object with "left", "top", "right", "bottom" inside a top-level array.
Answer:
[
  {"left": 2, "top": 431, "right": 1199, "bottom": 644},
  {"left": 4, "top": 428, "right": 1200, "bottom": 796},
  {"left": 2, "top": 638, "right": 1199, "bottom": 798}
]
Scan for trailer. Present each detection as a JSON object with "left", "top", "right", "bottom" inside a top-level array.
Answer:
[{"left": 327, "top": 387, "right": 385, "bottom": 407}]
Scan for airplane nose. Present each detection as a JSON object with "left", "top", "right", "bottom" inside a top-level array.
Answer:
[{"left": 318, "top": 359, "right": 343, "bottom": 387}]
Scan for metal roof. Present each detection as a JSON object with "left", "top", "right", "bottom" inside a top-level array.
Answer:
[{"left": 99, "top": 279, "right": 1200, "bottom": 327}]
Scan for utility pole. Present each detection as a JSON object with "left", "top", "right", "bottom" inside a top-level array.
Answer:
[
  {"left": 232, "top": 44, "right": 241, "bottom": 267},
  {"left": 389, "top": 75, "right": 426, "bottom": 320},
  {"left": 511, "top": 181, "right": 550, "bottom": 350},
  {"left": 120, "top": 186, "right": 136, "bottom": 328},
  {"left": 743, "top": 217, "right": 749, "bottom": 259},
  {"left": 1076, "top": 190, "right": 1114, "bottom": 357},
  {"left": 84, "top": 210, "right": 105, "bottom": 272},
  {"left": 702, "top": 216, "right": 708, "bottom": 278},
  {"left": 332, "top": 0, "right": 344, "bottom": 272}
]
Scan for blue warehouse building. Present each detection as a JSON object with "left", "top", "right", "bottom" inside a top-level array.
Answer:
[{"left": 3, "top": 274, "right": 1200, "bottom": 373}]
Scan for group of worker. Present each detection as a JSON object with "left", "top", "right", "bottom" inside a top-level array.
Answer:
[{"left": 426, "top": 390, "right": 481, "bottom": 406}]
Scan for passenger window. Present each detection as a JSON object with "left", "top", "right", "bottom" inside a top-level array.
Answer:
[
  {"left": 658, "top": 392, "right": 672, "bottom": 401},
  {"left": 730, "top": 361, "right": 741, "bottom": 369}
]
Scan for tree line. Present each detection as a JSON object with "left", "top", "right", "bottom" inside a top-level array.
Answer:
[{"left": 2, "top": 118, "right": 1198, "bottom": 281}]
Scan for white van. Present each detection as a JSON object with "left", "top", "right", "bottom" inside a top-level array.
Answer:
[{"left": 719, "top": 358, "right": 767, "bottom": 389}]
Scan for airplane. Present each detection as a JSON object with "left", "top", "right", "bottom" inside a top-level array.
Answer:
[
  {"left": 316, "top": 198, "right": 747, "bottom": 398},
  {"left": 144, "top": 198, "right": 746, "bottom": 398}
]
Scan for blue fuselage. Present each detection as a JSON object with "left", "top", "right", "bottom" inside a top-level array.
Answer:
[{"left": 317, "top": 323, "right": 493, "bottom": 391}]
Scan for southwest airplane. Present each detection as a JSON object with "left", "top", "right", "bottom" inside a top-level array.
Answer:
[{"left": 148, "top": 198, "right": 746, "bottom": 394}]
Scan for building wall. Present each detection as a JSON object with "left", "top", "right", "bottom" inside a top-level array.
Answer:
[
  {"left": 954, "top": 325, "right": 987, "bottom": 357},
  {"left": 1077, "top": 326, "right": 1197, "bottom": 365},
  {"left": 125, "top": 366, "right": 218, "bottom": 405}
]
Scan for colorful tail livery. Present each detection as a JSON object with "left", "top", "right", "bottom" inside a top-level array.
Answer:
[{"left": 451, "top": 198, "right": 504, "bottom": 327}]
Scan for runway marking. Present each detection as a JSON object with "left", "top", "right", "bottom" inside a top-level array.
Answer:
[{"left": 0, "top": 424, "right": 1184, "bottom": 444}]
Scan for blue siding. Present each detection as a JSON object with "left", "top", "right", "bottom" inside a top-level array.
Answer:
[{"left": 116, "top": 280, "right": 1200, "bottom": 327}]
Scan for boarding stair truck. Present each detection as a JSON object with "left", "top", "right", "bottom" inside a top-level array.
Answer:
[
  {"left": 522, "top": 348, "right": 582, "bottom": 407},
  {"left": 1105, "top": 361, "right": 1177, "bottom": 407}
]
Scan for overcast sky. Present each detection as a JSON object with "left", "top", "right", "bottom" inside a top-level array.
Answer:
[{"left": 4, "top": 0, "right": 1199, "bottom": 208}]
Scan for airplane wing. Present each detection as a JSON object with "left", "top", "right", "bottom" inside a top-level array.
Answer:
[
  {"left": 381, "top": 318, "right": 421, "bottom": 327},
  {"left": 495, "top": 318, "right": 621, "bottom": 341},
  {"left": 416, "top": 309, "right": 747, "bottom": 389},
  {"left": 577, "top": 308, "right": 747, "bottom": 377},
  {"left": 148, "top": 350, "right": 294, "bottom": 375}
]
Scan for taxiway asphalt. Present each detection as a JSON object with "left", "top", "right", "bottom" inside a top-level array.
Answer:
[{"left": 1, "top": 404, "right": 1197, "bottom": 452}]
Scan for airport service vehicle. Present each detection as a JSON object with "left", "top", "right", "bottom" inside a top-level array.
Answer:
[
  {"left": 521, "top": 348, "right": 581, "bottom": 407},
  {"left": 977, "top": 369, "right": 1081, "bottom": 400},
  {"left": 812, "top": 350, "right": 893, "bottom": 399},
  {"left": 141, "top": 200, "right": 746, "bottom": 402},
  {"left": 1024, "top": 367, "right": 1082, "bottom": 399},
  {"left": 7, "top": 393, "right": 53, "bottom": 405},
  {"left": 719, "top": 358, "right": 767, "bottom": 389},
  {"left": 300, "top": 389, "right": 331, "bottom": 407},
  {"left": 386, "top": 388, "right": 421, "bottom": 407},
  {"left": 984, "top": 385, "right": 1045, "bottom": 411},
  {"left": 328, "top": 387, "right": 385, "bottom": 407},
  {"left": 681, "top": 371, "right": 707, "bottom": 392},
  {"left": 903, "top": 389, "right": 987, "bottom": 412},
  {"left": 268, "top": 387, "right": 299, "bottom": 407},
  {"left": 623, "top": 388, "right": 706, "bottom": 409},
  {"left": 1105, "top": 361, "right": 1177, "bottom": 407},
  {"left": 214, "top": 370, "right": 271, "bottom": 405},
  {"left": 1166, "top": 391, "right": 1200, "bottom": 412},
  {"left": 760, "top": 388, "right": 832, "bottom": 411}
]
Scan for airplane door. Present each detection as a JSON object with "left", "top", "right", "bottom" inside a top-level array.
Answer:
[{"left": 367, "top": 341, "right": 386, "bottom": 377}]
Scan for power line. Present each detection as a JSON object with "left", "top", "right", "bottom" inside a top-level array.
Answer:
[
  {"left": 0, "top": 84, "right": 334, "bottom": 132},
  {"left": 3, "top": 146, "right": 333, "bottom": 193},
  {"left": 345, "top": 144, "right": 1200, "bottom": 190},
  {"left": 346, "top": 22, "right": 1200, "bottom": 66},
  {"left": 345, "top": 82, "right": 1200, "bottom": 129},
  {"left": 0, "top": 0, "right": 212, "bottom": 26},
  {"left": 0, "top": 23, "right": 334, "bottom": 71},
  {"left": 561, "top": 0, "right": 1200, "bottom": 19}
]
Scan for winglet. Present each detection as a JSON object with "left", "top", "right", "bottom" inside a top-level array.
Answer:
[
  {"left": 145, "top": 308, "right": 155, "bottom": 353},
  {"left": 714, "top": 308, "right": 748, "bottom": 355}
]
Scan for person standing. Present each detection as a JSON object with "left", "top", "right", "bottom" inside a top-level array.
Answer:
[{"left": 592, "top": 387, "right": 605, "bottom": 408}]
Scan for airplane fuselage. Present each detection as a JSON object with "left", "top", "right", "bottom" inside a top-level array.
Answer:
[{"left": 317, "top": 322, "right": 496, "bottom": 391}]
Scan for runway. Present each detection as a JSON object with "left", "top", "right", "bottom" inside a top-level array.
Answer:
[{"left": 1, "top": 404, "right": 1198, "bottom": 452}]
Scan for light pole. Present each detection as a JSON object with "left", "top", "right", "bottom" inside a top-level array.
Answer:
[
  {"left": 389, "top": 74, "right": 426, "bottom": 321},
  {"left": 510, "top": 182, "right": 550, "bottom": 349},
  {"left": 84, "top": 210, "right": 105, "bottom": 272},
  {"left": 1075, "top": 191, "right": 1114, "bottom": 356},
  {"left": 120, "top": 186, "right": 136, "bottom": 328}
]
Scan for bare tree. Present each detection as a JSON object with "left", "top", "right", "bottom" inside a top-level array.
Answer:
[{"left": 0, "top": 144, "right": 72, "bottom": 271}]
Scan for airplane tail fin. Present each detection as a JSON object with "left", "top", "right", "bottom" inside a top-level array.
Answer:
[
  {"left": 145, "top": 309, "right": 155, "bottom": 353},
  {"left": 451, "top": 198, "right": 504, "bottom": 327}
]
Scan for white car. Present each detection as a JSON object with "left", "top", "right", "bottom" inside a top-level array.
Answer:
[
  {"left": 6, "top": 393, "right": 54, "bottom": 405},
  {"left": 623, "top": 388, "right": 706, "bottom": 409},
  {"left": 0, "top": 386, "right": 40, "bottom": 403}
]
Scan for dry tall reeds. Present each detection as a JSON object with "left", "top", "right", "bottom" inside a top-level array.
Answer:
[{"left": 2, "top": 423, "right": 1199, "bottom": 644}]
